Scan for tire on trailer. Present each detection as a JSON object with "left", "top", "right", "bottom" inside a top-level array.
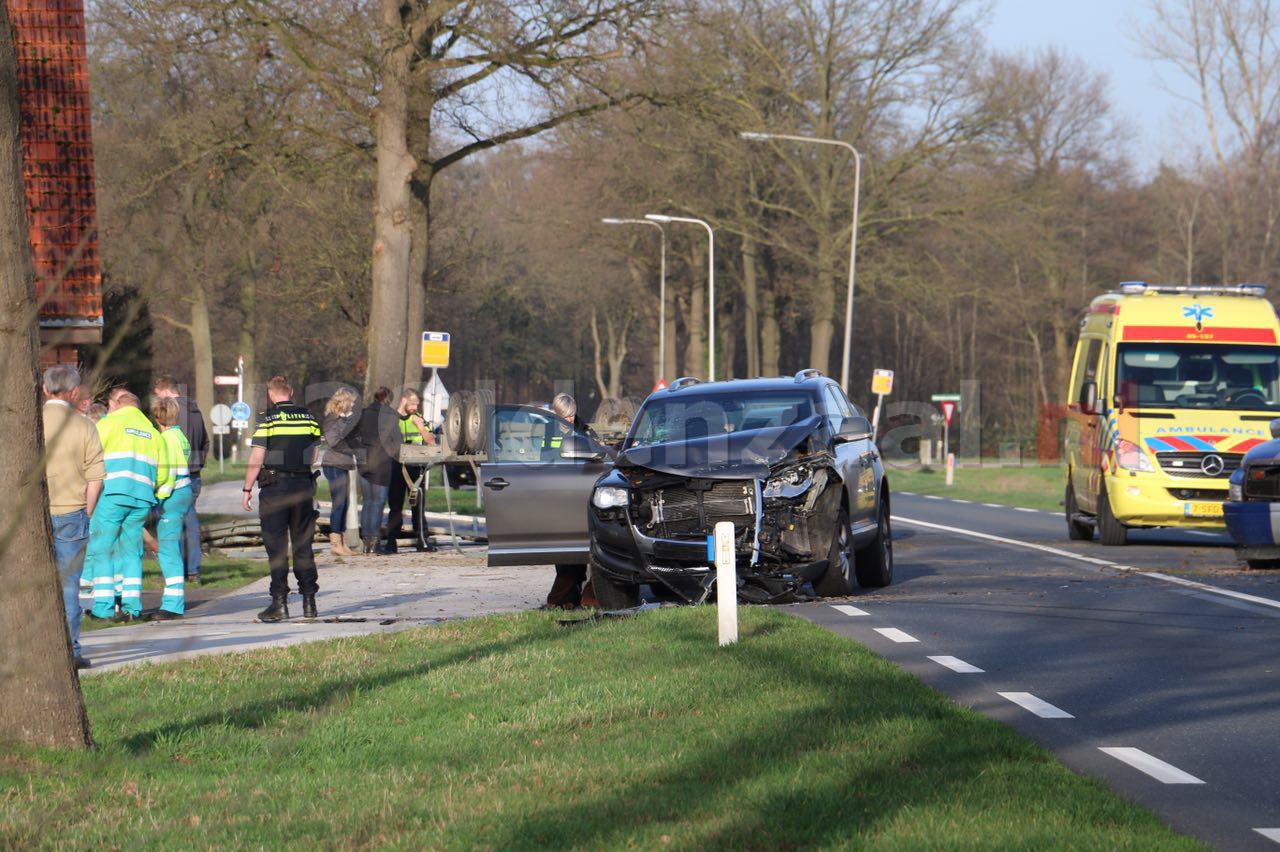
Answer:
[
  {"left": 1065, "top": 482, "right": 1093, "bottom": 541},
  {"left": 1097, "top": 482, "right": 1128, "bottom": 546},
  {"left": 814, "top": 504, "right": 854, "bottom": 597},
  {"left": 854, "top": 496, "right": 894, "bottom": 588},
  {"left": 589, "top": 557, "right": 640, "bottom": 610},
  {"left": 464, "top": 389, "right": 493, "bottom": 456},
  {"left": 446, "top": 390, "right": 471, "bottom": 454}
]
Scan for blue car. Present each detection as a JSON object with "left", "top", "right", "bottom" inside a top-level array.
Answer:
[{"left": 1223, "top": 422, "right": 1280, "bottom": 567}]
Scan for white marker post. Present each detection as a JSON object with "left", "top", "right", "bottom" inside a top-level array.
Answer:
[{"left": 714, "top": 521, "right": 738, "bottom": 646}]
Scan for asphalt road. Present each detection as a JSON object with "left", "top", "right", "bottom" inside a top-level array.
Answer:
[{"left": 793, "top": 489, "right": 1280, "bottom": 850}]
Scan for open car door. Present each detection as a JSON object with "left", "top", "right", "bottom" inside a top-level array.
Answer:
[{"left": 482, "top": 404, "right": 610, "bottom": 567}]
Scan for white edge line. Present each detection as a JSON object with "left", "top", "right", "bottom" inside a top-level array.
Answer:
[
  {"left": 1014, "top": 507, "right": 1039, "bottom": 513},
  {"left": 982, "top": 503, "right": 1002, "bottom": 508},
  {"left": 896, "top": 514, "right": 1280, "bottom": 613},
  {"left": 951, "top": 498, "right": 972, "bottom": 504},
  {"left": 998, "top": 691, "right": 1074, "bottom": 719},
  {"left": 924, "top": 495, "right": 943, "bottom": 500},
  {"left": 873, "top": 627, "right": 918, "bottom": 643},
  {"left": 927, "top": 655, "right": 984, "bottom": 673},
  {"left": 1098, "top": 747, "right": 1204, "bottom": 784}
]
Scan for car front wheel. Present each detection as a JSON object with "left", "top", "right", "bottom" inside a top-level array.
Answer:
[
  {"left": 855, "top": 498, "right": 893, "bottom": 588},
  {"left": 815, "top": 505, "right": 854, "bottom": 597},
  {"left": 588, "top": 557, "right": 641, "bottom": 610}
]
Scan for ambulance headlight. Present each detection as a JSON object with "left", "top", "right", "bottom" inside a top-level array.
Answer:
[
  {"left": 592, "top": 486, "right": 629, "bottom": 510},
  {"left": 1115, "top": 439, "right": 1155, "bottom": 472}
]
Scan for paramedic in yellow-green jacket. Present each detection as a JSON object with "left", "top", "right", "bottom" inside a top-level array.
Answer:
[
  {"left": 85, "top": 390, "right": 166, "bottom": 621},
  {"left": 150, "top": 397, "right": 193, "bottom": 620}
]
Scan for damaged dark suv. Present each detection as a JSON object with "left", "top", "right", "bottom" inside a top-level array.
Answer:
[{"left": 587, "top": 372, "right": 892, "bottom": 608}]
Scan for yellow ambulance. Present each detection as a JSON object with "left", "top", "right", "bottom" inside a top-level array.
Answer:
[{"left": 1064, "top": 283, "right": 1280, "bottom": 545}]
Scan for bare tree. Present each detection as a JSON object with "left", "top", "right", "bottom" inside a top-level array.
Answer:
[{"left": 0, "top": 0, "right": 92, "bottom": 749}]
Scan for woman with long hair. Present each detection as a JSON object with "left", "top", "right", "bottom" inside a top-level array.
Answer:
[{"left": 321, "top": 386, "right": 360, "bottom": 557}]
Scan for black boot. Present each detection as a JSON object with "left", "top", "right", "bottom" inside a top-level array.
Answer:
[
  {"left": 363, "top": 537, "right": 376, "bottom": 554},
  {"left": 258, "top": 594, "right": 289, "bottom": 623},
  {"left": 302, "top": 594, "right": 318, "bottom": 619}
]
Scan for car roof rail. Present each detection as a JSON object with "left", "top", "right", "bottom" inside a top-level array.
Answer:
[
  {"left": 668, "top": 376, "right": 702, "bottom": 391},
  {"left": 794, "top": 368, "right": 824, "bottom": 382}
]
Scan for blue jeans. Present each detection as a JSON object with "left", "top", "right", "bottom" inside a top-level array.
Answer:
[
  {"left": 323, "top": 466, "right": 351, "bottom": 534},
  {"left": 359, "top": 476, "right": 389, "bottom": 540},
  {"left": 182, "top": 476, "right": 202, "bottom": 577},
  {"left": 51, "top": 509, "right": 89, "bottom": 656}
]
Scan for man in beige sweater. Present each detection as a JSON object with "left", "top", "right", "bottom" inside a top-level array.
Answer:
[{"left": 42, "top": 366, "right": 104, "bottom": 669}]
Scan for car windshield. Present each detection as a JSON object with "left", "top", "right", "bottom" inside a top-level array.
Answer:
[
  {"left": 1116, "top": 344, "right": 1280, "bottom": 410},
  {"left": 626, "top": 391, "right": 815, "bottom": 448}
]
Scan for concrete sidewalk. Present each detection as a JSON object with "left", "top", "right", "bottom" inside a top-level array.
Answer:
[{"left": 80, "top": 548, "right": 552, "bottom": 674}]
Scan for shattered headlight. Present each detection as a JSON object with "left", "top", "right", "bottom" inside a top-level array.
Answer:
[
  {"left": 592, "top": 486, "right": 629, "bottom": 510},
  {"left": 762, "top": 466, "right": 814, "bottom": 499}
]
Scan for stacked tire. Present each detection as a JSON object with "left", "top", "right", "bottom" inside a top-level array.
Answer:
[{"left": 443, "top": 389, "right": 495, "bottom": 455}]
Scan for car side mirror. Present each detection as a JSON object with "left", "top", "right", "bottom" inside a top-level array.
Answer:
[
  {"left": 560, "top": 433, "right": 606, "bottom": 462},
  {"left": 1271, "top": 417, "right": 1280, "bottom": 439},
  {"left": 835, "top": 415, "right": 873, "bottom": 443},
  {"left": 1079, "top": 381, "right": 1099, "bottom": 416}
]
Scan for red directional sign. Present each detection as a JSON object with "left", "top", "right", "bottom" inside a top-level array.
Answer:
[{"left": 941, "top": 400, "right": 957, "bottom": 427}]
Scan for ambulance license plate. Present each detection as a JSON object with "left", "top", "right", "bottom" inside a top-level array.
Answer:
[{"left": 1184, "top": 501, "right": 1224, "bottom": 518}]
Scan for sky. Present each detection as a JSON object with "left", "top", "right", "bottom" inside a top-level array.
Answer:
[{"left": 986, "top": 0, "right": 1199, "bottom": 173}]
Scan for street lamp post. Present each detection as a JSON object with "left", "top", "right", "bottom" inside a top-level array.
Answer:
[
  {"left": 740, "top": 131, "right": 862, "bottom": 392},
  {"left": 601, "top": 218, "right": 667, "bottom": 383},
  {"left": 646, "top": 214, "right": 716, "bottom": 381}
]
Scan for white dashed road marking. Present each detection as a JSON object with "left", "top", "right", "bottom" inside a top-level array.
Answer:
[
  {"left": 1098, "top": 747, "right": 1205, "bottom": 784},
  {"left": 928, "top": 655, "right": 984, "bottom": 673},
  {"left": 874, "top": 627, "right": 918, "bottom": 643},
  {"left": 830, "top": 604, "right": 868, "bottom": 617},
  {"left": 998, "top": 691, "right": 1074, "bottom": 718},
  {"left": 924, "top": 495, "right": 943, "bottom": 500},
  {"left": 952, "top": 498, "right": 971, "bottom": 504},
  {"left": 1014, "top": 507, "right": 1039, "bottom": 513},
  {"left": 1253, "top": 829, "right": 1280, "bottom": 844},
  {"left": 982, "top": 503, "right": 1002, "bottom": 508}
]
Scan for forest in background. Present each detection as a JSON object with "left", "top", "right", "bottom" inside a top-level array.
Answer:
[{"left": 82, "top": 0, "right": 1280, "bottom": 451}]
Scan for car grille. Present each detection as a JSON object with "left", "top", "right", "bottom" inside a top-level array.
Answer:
[
  {"left": 646, "top": 480, "right": 755, "bottom": 538},
  {"left": 1244, "top": 465, "right": 1280, "bottom": 501},
  {"left": 1155, "top": 452, "right": 1241, "bottom": 479}
]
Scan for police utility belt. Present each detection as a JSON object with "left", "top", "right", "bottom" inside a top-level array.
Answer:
[{"left": 257, "top": 468, "right": 319, "bottom": 488}]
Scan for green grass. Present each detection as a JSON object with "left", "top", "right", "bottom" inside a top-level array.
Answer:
[
  {"left": 196, "top": 461, "right": 247, "bottom": 486},
  {"left": 888, "top": 463, "right": 1065, "bottom": 512},
  {"left": 2, "top": 609, "right": 1198, "bottom": 849}
]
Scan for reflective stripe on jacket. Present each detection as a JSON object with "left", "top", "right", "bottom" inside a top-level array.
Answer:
[{"left": 156, "top": 426, "right": 192, "bottom": 499}]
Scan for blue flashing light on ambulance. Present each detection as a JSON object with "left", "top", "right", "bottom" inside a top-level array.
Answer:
[{"left": 1064, "top": 282, "right": 1280, "bottom": 545}]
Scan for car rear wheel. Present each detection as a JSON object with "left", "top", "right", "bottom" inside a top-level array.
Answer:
[
  {"left": 1065, "top": 483, "right": 1093, "bottom": 541},
  {"left": 589, "top": 557, "right": 640, "bottom": 610},
  {"left": 815, "top": 505, "right": 854, "bottom": 596},
  {"left": 855, "top": 499, "right": 894, "bottom": 588},
  {"left": 1098, "top": 482, "right": 1128, "bottom": 546}
]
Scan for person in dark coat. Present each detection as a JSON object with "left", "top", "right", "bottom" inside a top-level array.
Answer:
[
  {"left": 545, "top": 393, "right": 599, "bottom": 609},
  {"left": 153, "top": 376, "right": 210, "bottom": 584},
  {"left": 321, "top": 386, "right": 360, "bottom": 557},
  {"left": 357, "top": 387, "right": 400, "bottom": 553}
]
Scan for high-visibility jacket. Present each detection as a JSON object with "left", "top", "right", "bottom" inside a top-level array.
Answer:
[
  {"left": 399, "top": 414, "right": 425, "bottom": 445},
  {"left": 96, "top": 406, "right": 166, "bottom": 505},
  {"left": 156, "top": 426, "right": 192, "bottom": 500}
]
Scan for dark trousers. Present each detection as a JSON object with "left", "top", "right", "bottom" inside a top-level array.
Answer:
[
  {"left": 385, "top": 464, "right": 424, "bottom": 538},
  {"left": 259, "top": 477, "right": 319, "bottom": 597}
]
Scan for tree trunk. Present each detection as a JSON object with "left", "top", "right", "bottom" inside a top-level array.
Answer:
[
  {"left": 808, "top": 240, "right": 835, "bottom": 374},
  {"left": 590, "top": 307, "right": 607, "bottom": 400},
  {"left": 0, "top": 3, "right": 92, "bottom": 746},
  {"left": 238, "top": 246, "right": 257, "bottom": 412},
  {"left": 365, "top": 3, "right": 417, "bottom": 395},
  {"left": 685, "top": 244, "right": 706, "bottom": 380},
  {"left": 401, "top": 179, "right": 432, "bottom": 389},
  {"left": 741, "top": 234, "right": 760, "bottom": 377},
  {"left": 190, "top": 284, "right": 214, "bottom": 419},
  {"left": 760, "top": 288, "right": 780, "bottom": 376}
]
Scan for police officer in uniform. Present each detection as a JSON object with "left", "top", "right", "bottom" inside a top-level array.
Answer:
[{"left": 242, "top": 376, "right": 323, "bottom": 622}]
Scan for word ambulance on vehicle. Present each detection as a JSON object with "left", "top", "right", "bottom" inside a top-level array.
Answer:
[{"left": 1064, "top": 282, "right": 1280, "bottom": 545}]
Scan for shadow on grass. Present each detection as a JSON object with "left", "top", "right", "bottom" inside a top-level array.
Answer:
[{"left": 119, "top": 624, "right": 569, "bottom": 754}]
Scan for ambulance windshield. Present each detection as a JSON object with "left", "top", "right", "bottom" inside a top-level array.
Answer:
[{"left": 1116, "top": 344, "right": 1280, "bottom": 410}]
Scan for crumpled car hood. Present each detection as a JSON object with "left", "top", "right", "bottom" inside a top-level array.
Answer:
[{"left": 616, "top": 415, "right": 825, "bottom": 479}]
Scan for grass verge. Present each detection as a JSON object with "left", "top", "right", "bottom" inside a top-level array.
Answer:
[
  {"left": 2, "top": 608, "right": 1197, "bottom": 848},
  {"left": 887, "top": 463, "right": 1065, "bottom": 512}
]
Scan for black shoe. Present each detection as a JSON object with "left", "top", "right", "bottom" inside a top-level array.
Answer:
[
  {"left": 302, "top": 594, "right": 318, "bottom": 619},
  {"left": 74, "top": 656, "right": 91, "bottom": 670},
  {"left": 147, "top": 609, "right": 183, "bottom": 622},
  {"left": 185, "top": 573, "right": 202, "bottom": 586},
  {"left": 114, "top": 611, "right": 138, "bottom": 623},
  {"left": 377, "top": 539, "right": 397, "bottom": 555},
  {"left": 257, "top": 594, "right": 289, "bottom": 623}
]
